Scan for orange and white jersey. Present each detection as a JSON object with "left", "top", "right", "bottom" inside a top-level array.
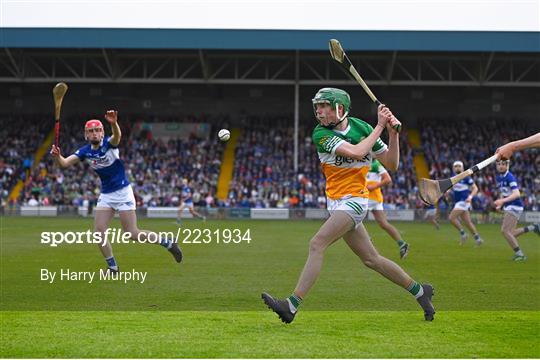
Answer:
[
  {"left": 367, "top": 159, "right": 387, "bottom": 203},
  {"left": 312, "top": 117, "right": 387, "bottom": 201}
]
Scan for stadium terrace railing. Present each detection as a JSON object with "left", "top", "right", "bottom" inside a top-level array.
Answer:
[{"left": 1, "top": 205, "right": 539, "bottom": 224}]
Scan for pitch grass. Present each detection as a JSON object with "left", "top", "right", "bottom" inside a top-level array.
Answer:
[
  {"left": 2, "top": 311, "right": 538, "bottom": 358},
  {"left": 1, "top": 216, "right": 539, "bottom": 357}
]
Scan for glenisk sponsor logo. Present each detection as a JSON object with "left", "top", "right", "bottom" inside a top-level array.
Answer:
[{"left": 335, "top": 154, "right": 370, "bottom": 166}]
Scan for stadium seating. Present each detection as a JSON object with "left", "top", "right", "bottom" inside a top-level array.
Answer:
[
  {"left": 9, "top": 115, "right": 225, "bottom": 209},
  {"left": 229, "top": 121, "right": 414, "bottom": 209},
  {"left": 0, "top": 115, "right": 53, "bottom": 206},
  {"left": 3, "top": 114, "right": 538, "bottom": 211},
  {"left": 421, "top": 117, "right": 539, "bottom": 211}
]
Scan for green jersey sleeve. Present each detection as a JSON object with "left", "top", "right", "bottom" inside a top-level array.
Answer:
[
  {"left": 312, "top": 126, "right": 345, "bottom": 154},
  {"left": 362, "top": 122, "right": 387, "bottom": 155},
  {"left": 370, "top": 159, "right": 380, "bottom": 173},
  {"left": 370, "top": 160, "right": 388, "bottom": 175},
  {"left": 371, "top": 160, "right": 388, "bottom": 174}
]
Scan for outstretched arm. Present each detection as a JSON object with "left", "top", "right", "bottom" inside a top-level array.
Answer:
[
  {"left": 496, "top": 132, "right": 540, "bottom": 159},
  {"left": 105, "top": 110, "right": 121, "bottom": 146},
  {"left": 50, "top": 145, "right": 80, "bottom": 169}
]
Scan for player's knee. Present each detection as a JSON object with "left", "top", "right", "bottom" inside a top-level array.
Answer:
[
  {"left": 308, "top": 236, "right": 327, "bottom": 254},
  {"left": 362, "top": 255, "right": 380, "bottom": 270},
  {"left": 93, "top": 229, "right": 108, "bottom": 245},
  {"left": 94, "top": 226, "right": 107, "bottom": 234}
]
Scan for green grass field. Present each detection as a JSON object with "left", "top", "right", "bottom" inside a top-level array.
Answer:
[{"left": 1, "top": 216, "right": 539, "bottom": 358}]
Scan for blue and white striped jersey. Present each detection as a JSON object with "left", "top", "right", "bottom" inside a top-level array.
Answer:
[
  {"left": 452, "top": 175, "right": 474, "bottom": 202},
  {"left": 74, "top": 136, "right": 129, "bottom": 194},
  {"left": 496, "top": 171, "right": 523, "bottom": 207}
]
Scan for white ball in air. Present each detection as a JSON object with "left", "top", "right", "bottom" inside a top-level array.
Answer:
[{"left": 218, "top": 129, "right": 230, "bottom": 142}]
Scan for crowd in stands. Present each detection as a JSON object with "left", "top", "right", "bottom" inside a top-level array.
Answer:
[
  {"left": 6, "top": 114, "right": 226, "bottom": 209},
  {"left": 2, "top": 113, "right": 538, "bottom": 212},
  {"left": 0, "top": 115, "right": 52, "bottom": 206},
  {"left": 421, "top": 117, "right": 539, "bottom": 211},
  {"left": 229, "top": 119, "right": 415, "bottom": 209},
  {"left": 127, "top": 136, "right": 223, "bottom": 208},
  {"left": 229, "top": 124, "right": 325, "bottom": 208}
]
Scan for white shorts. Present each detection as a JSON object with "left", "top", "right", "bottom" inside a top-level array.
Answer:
[
  {"left": 367, "top": 199, "right": 384, "bottom": 211},
  {"left": 96, "top": 185, "right": 136, "bottom": 211},
  {"left": 327, "top": 196, "right": 368, "bottom": 226},
  {"left": 180, "top": 201, "right": 194, "bottom": 209},
  {"left": 453, "top": 201, "right": 471, "bottom": 211},
  {"left": 424, "top": 208, "right": 437, "bottom": 218},
  {"left": 503, "top": 205, "right": 524, "bottom": 219}
]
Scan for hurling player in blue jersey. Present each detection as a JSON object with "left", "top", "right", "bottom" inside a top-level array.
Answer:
[
  {"left": 423, "top": 202, "right": 440, "bottom": 230},
  {"left": 50, "top": 110, "right": 183, "bottom": 272},
  {"left": 176, "top": 178, "right": 206, "bottom": 224},
  {"left": 494, "top": 159, "right": 539, "bottom": 261},
  {"left": 448, "top": 161, "right": 484, "bottom": 246}
]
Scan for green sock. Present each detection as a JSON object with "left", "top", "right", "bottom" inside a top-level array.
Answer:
[
  {"left": 397, "top": 239, "right": 406, "bottom": 248},
  {"left": 287, "top": 294, "right": 302, "bottom": 313},
  {"left": 407, "top": 281, "right": 424, "bottom": 299}
]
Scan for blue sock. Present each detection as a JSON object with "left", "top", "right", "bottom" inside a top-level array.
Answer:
[
  {"left": 473, "top": 233, "right": 480, "bottom": 240},
  {"left": 160, "top": 236, "right": 172, "bottom": 249},
  {"left": 106, "top": 256, "right": 118, "bottom": 270},
  {"left": 459, "top": 229, "right": 465, "bottom": 236},
  {"left": 397, "top": 239, "right": 406, "bottom": 248}
]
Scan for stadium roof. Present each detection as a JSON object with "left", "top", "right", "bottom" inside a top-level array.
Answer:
[
  {"left": 2, "top": 29, "right": 539, "bottom": 52},
  {"left": 1, "top": 0, "right": 539, "bottom": 52}
]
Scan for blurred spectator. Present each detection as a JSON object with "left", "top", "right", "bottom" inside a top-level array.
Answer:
[
  {"left": 4, "top": 114, "right": 537, "bottom": 211},
  {"left": 421, "top": 117, "right": 539, "bottom": 211}
]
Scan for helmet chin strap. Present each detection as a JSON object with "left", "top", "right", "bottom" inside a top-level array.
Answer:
[{"left": 323, "top": 104, "right": 348, "bottom": 129}]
